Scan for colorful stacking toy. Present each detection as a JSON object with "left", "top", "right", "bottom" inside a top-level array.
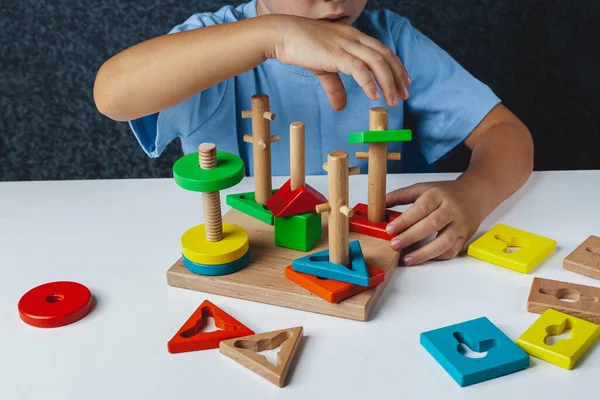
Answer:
[
  {"left": 173, "top": 143, "right": 249, "bottom": 276},
  {"left": 226, "top": 94, "right": 280, "bottom": 225},
  {"left": 347, "top": 107, "right": 412, "bottom": 240}
]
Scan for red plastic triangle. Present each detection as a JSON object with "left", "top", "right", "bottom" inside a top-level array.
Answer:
[
  {"left": 168, "top": 300, "right": 254, "bottom": 354},
  {"left": 266, "top": 179, "right": 327, "bottom": 217}
]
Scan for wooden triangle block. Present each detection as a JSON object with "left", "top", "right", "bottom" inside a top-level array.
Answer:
[
  {"left": 219, "top": 326, "right": 303, "bottom": 387},
  {"left": 168, "top": 300, "right": 254, "bottom": 354}
]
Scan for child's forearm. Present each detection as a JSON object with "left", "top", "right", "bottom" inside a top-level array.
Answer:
[
  {"left": 460, "top": 124, "right": 534, "bottom": 213},
  {"left": 457, "top": 109, "right": 534, "bottom": 220},
  {"left": 93, "top": 16, "right": 279, "bottom": 122}
]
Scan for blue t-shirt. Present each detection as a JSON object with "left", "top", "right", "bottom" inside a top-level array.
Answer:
[{"left": 129, "top": 0, "right": 500, "bottom": 175}]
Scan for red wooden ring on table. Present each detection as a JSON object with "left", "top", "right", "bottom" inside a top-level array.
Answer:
[{"left": 18, "top": 281, "right": 93, "bottom": 328}]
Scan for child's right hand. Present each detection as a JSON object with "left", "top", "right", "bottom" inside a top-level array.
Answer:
[{"left": 265, "top": 15, "right": 411, "bottom": 111}]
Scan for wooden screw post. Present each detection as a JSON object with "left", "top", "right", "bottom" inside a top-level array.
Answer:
[
  {"left": 242, "top": 94, "right": 280, "bottom": 205},
  {"left": 198, "top": 143, "right": 223, "bottom": 242},
  {"left": 355, "top": 107, "right": 401, "bottom": 223},
  {"left": 290, "top": 122, "right": 305, "bottom": 191},
  {"left": 316, "top": 151, "right": 360, "bottom": 266}
]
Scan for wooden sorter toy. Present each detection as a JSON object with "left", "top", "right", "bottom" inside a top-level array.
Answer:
[
  {"left": 563, "top": 235, "right": 600, "bottom": 280},
  {"left": 516, "top": 309, "right": 600, "bottom": 370},
  {"left": 347, "top": 107, "right": 412, "bottom": 240},
  {"left": 527, "top": 277, "right": 600, "bottom": 324},
  {"left": 167, "top": 95, "right": 400, "bottom": 321},
  {"left": 467, "top": 223, "right": 556, "bottom": 274},
  {"left": 420, "top": 317, "right": 529, "bottom": 387},
  {"left": 173, "top": 143, "right": 250, "bottom": 275},
  {"left": 226, "top": 94, "right": 280, "bottom": 225},
  {"left": 290, "top": 151, "right": 384, "bottom": 287}
]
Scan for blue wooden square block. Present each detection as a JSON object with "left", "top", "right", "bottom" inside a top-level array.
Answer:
[
  {"left": 291, "top": 240, "right": 369, "bottom": 286},
  {"left": 420, "top": 317, "right": 530, "bottom": 387}
]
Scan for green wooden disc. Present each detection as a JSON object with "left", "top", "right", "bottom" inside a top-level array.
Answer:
[
  {"left": 173, "top": 151, "right": 245, "bottom": 192},
  {"left": 348, "top": 130, "right": 412, "bottom": 144}
]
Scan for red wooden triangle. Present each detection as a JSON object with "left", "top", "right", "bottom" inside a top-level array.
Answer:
[
  {"left": 168, "top": 300, "right": 254, "bottom": 354},
  {"left": 266, "top": 179, "right": 327, "bottom": 217}
]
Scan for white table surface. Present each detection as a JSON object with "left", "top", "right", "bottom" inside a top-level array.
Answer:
[{"left": 1, "top": 170, "right": 599, "bottom": 399}]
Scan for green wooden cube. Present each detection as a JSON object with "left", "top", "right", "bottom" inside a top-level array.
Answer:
[{"left": 274, "top": 212, "right": 322, "bottom": 252}]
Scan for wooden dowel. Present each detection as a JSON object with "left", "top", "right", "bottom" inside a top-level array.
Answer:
[
  {"left": 198, "top": 143, "right": 223, "bottom": 242},
  {"left": 348, "top": 166, "right": 360, "bottom": 176},
  {"left": 290, "top": 122, "right": 305, "bottom": 191},
  {"left": 327, "top": 151, "right": 350, "bottom": 266},
  {"left": 263, "top": 111, "right": 276, "bottom": 121},
  {"left": 356, "top": 152, "right": 400, "bottom": 161},
  {"left": 339, "top": 205, "right": 355, "bottom": 218},
  {"left": 368, "top": 107, "right": 388, "bottom": 223},
  {"left": 251, "top": 94, "right": 272, "bottom": 205},
  {"left": 270, "top": 134, "right": 280, "bottom": 143},
  {"left": 242, "top": 110, "right": 252, "bottom": 119},
  {"left": 315, "top": 203, "right": 331, "bottom": 214}
]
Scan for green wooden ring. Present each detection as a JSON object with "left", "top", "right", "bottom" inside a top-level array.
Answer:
[
  {"left": 173, "top": 151, "right": 245, "bottom": 192},
  {"left": 348, "top": 130, "right": 412, "bottom": 144}
]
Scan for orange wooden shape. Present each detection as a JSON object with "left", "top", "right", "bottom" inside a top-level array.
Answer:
[
  {"left": 168, "top": 300, "right": 254, "bottom": 354},
  {"left": 284, "top": 264, "right": 385, "bottom": 303}
]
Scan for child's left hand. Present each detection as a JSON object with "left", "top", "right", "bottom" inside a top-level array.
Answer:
[{"left": 385, "top": 180, "right": 484, "bottom": 266}]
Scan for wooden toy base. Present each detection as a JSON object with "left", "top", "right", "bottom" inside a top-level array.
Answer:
[{"left": 167, "top": 208, "right": 400, "bottom": 321}]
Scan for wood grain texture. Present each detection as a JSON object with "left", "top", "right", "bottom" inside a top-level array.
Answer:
[
  {"left": 368, "top": 107, "right": 388, "bottom": 223},
  {"left": 290, "top": 122, "right": 305, "bottom": 191},
  {"left": 563, "top": 235, "right": 600, "bottom": 280},
  {"left": 526, "top": 277, "right": 600, "bottom": 324},
  {"left": 250, "top": 94, "right": 273, "bottom": 204},
  {"left": 167, "top": 208, "right": 400, "bottom": 321},
  {"left": 219, "top": 326, "right": 303, "bottom": 387}
]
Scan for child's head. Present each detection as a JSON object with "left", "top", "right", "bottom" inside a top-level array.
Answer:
[{"left": 257, "top": 0, "right": 368, "bottom": 25}]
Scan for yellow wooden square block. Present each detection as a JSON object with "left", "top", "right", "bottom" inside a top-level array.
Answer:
[
  {"left": 516, "top": 309, "right": 600, "bottom": 369},
  {"left": 467, "top": 224, "right": 556, "bottom": 273}
]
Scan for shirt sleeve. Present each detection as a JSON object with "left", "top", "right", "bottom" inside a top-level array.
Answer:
[
  {"left": 128, "top": 12, "right": 231, "bottom": 158},
  {"left": 394, "top": 18, "right": 501, "bottom": 164}
]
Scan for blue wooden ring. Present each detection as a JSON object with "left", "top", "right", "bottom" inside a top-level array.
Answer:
[{"left": 182, "top": 249, "right": 250, "bottom": 276}]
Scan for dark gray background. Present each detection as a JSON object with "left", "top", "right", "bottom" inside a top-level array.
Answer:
[{"left": 1, "top": 0, "right": 599, "bottom": 181}]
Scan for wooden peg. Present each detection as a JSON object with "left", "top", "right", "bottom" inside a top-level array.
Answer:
[
  {"left": 270, "top": 134, "right": 280, "bottom": 143},
  {"left": 326, "top": 151, "right": 352, "bottom": 266},
  {"left": 315, "top": 203, "right": 331, "bottom": 214},
  {"left": 339, "top": 205, "right": 355, "bottom": 218},
  {"left": 243, "top": 134, "right": 253, "bottom": 143},
  {"left": 242, "top": 110, "right": 252, "bottom": 119},
  {"left": 348, "top": 166, "right": 360, "bottom": 176},
  {"left": 198, "top": 143, "right": 223, "bottom": 242},
  {"left": 263, "top": 111, "right": 276, "bottom": 121},
  {"left": 322, "top": 162, "right": 328, "bottom": 172},
  {"left": 356, "top": 151, "right": 400, "bottom": 161},
  {"left": 367, "top": 107, "right": 389, "bottom": 223},
  {"left": 290, "top": 122, "right": 306, "bottom": 191},
  {"left": 250, "top": 94, "right": 274, "bottom": 204}
]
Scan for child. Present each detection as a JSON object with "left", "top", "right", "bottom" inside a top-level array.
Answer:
[{"left": 93, "top": 0, "right": 534, "bottom": 266}]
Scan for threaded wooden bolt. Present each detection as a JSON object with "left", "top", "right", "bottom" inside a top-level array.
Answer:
[{"left": 198, "top": 143, "right": 223, "bottom": 242}]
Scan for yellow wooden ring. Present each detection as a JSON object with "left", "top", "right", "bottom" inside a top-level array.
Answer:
[{"left": 181, "top": 222, "right": 249, "bottom": 265}]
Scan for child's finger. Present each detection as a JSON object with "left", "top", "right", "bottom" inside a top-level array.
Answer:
[
  {"left": 402, "top": 226, "right": 461, "bottom": 266},
  {"left": 385, "top": 192, "right": 442, "bottom": 236},
  {"left": 335, "top": 52, "right": 381, "bottom": 102},
  {"left": 343, "top": 42, "right": 398, "bottom": 106},
  {"left": 390, "top": 207, "right": 451, "bottom": 251},
  {"left": 357, "top": 35, "right": 410, "bottom": 98},
  {"left": 314, "top": 72, "right": 348, "bottom": 111},
  {"left": 385, "top": 183, "right": 435, "bottom": 207}
]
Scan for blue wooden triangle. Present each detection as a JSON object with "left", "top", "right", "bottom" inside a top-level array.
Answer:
[{"left": 291, "top": 240, "right": 369, "bottom": 286}]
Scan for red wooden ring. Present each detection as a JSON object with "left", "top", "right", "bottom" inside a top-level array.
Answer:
[{"left": 18, "top": 281, "right": 93, "bottom": 328}]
